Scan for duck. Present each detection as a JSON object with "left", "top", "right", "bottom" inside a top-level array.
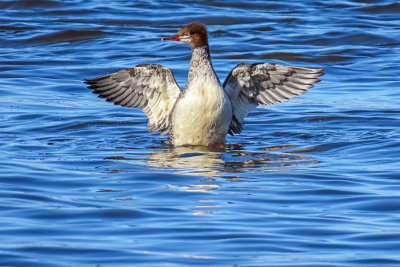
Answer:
[{"left": 85, "top": 23, "right": 324, "bottom": 146}]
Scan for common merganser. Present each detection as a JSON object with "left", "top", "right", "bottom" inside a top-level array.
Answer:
[{"left": 85, "top": 23, "right": 324, "bottom": 146}]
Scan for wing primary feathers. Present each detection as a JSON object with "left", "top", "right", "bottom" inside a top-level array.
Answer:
[
  {"left": 85, "top": 64, "right": 181, "bottom": 134},
  {"left": 223, "top": 63, "right": 324, "bottom": 135}
]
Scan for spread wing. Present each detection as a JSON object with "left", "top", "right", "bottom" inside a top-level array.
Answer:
[
  {"left": 85, "top": 64, "right": 181, "bottom": 135},
  {"left": 223, "top": 63, "right": 324, "bottom": 135}
]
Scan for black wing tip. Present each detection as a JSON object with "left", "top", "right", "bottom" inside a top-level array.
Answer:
[
  {"left": 84, "top": 78, "right": 95, "bottom": 86},
  {"left": 84, "top": 77, "right": 99, "bottom": 87},
  {"left": 299, "top": 68, "right": 325, "bottom": 81},
  {"left": 309, "top": 67, "right": 325, "bottom": 77},
  {"left": 84, "top": 72, "right": 113, "bottom": 83},
  {"left": 228, "top": 115, "right": 244, "bottom": 136},
  {"left": 87, "top": 84, "right": 96, "bottom": 89},
  {"left": 315, "top": 69, "right": 325, "bottom": 77},
  {"left": 84, "top": 75, "right": 111, "bottom": 91}
]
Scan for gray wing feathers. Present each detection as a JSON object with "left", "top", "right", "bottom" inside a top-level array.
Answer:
[
  {"left": 85, "top": 64, "right": 181, "bottom": 134},
  {"left": 223, "top": 63, "right": 324, "bottom": 135}
]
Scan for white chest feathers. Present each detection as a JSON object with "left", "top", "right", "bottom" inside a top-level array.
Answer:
[{"left": 170, "top": 76, "right": 232, "bottom": 146}]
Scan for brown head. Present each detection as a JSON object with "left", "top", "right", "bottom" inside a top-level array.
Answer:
[{"left": 162, "top": 23, "right": 208, "bottom": 49}]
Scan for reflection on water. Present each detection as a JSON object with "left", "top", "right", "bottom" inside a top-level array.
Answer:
[
  {"left": 106, "top": 144, "right": 316, "bottom": 178},
  {"left": 148, "top": 146, "right": 226, "bottom": 177}
]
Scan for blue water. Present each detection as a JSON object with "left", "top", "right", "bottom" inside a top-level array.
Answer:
[{"left": 1, "top": 0, "right": 400, "bottom": 266}]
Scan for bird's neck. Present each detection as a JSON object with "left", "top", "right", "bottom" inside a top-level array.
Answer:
[
  {"left": 188, "top": 45, "right": 218, "bottom": 80},
  {"left": 183, "top": 45, "right": 223, "bottom": 96}
]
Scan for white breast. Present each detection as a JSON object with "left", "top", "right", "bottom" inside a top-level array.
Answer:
[{"left": 170, "top": 75, "right": 232, "bottom": 146}]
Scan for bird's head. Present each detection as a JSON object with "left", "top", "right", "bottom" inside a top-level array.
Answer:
[{"left": 162, "top": 23, "right": 208, "bottom": 49}]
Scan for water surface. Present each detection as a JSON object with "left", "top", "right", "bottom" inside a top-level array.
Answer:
[{"left": 1, "top": 0, "right": 400, "bottom": 266}]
